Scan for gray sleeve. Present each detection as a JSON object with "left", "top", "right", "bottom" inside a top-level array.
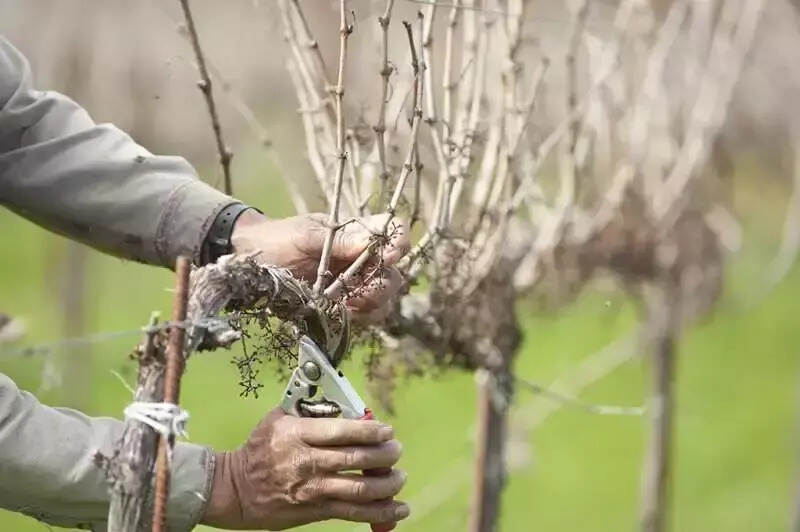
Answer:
[
  {"left": 0, "top": 372, "right": 214, "bottom": 531},
  {"left": 0, "top": 35, "right": 238, "bottom": 267}
]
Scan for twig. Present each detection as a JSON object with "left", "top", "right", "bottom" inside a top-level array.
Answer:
[
  {"left": 312, "top": 0, "right": 352, "bottom": 297},
  {"left": 472, "top": 59, "right": 549, "bottom": 237},
  {"left": 562, "top": 0, "right": 589, "bottom": 203},
  {"left": 152, "top": 257, "right": 191, "bottom": 532},
  {"left": 278, "top": 0, "right": 337, "bottom": 204},
  {"left": 290, "top": 0, "right": 333, "bottom": 88},
  {"left": 324, "top": 16, "right": 425, "bottom": 300},
  {"left": 470, "top": 3, "right": 549, "bottom": 243},
  {"left": 177, "top": 0, "right": 233, "bottom": 195},
  {"left": 418, "top": 0, "right": 458, "bottom": 237},
  {"left": 282, "top": 0, "right": 360, "bottom": 216},
  {"left": 628, "top": 0, "right": 691, "bottom": 168},
  {"left": 375, "top": 0, "right": 395, "bottom": 207},
  {"left": 409, "top": 12, "right": 425, "bottom": 229},
  {"left": 450, "top": 0, "right": 479, "bottom": 159},
  {"left": 203, "top": 61, "right": 308, "bottom": 214},
  {"left": 443, "top": 1, "right": 487, "bottom": 225},
  {"left": 285, "top": 56, "right": 331, "bottom": 202},
  {"left": 655, "top": 0, "right": 767, "bottom": 226},
  {"left": 405, "top": 0, "right": 513, "bottom": 16},
  {"left": 441, "top": 0, "right": 461, "bottom": 154},
  {"left": 411, "top": 148, "right": 424, "bottom": 228}
]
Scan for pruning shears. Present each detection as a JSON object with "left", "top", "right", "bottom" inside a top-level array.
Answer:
[{"left": 281, "top": 310, "right": 396, "bottom": 532}]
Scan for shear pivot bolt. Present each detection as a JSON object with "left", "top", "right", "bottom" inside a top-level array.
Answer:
[{"left": 302, "top": 361, "right": 321, "bottom": 381}]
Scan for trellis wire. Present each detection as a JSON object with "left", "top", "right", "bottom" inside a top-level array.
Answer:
[{"left": 0, "top": 317, "right": 233, "bottom": 359}]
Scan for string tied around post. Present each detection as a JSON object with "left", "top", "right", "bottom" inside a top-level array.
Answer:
[{"left": 123, "top": 402, "right": 189, "bottom": 439}]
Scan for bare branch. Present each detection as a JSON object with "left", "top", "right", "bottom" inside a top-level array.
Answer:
[
  {"left": 655, "top": 0, "right": 767, "bottom": 225},
  {"left": 324, "top": 16, "right": 426, "bottom": 300},
  {"left": 284, "top": 55, "right": 330, "bottom": 201},
  {"left": 278, "top": 0, "right": 337, "bottom": 204},
  {"left": 443, "top": 2, "right": 488, "bottom": 225},
  {"left": 313, "top": 0, "right": 352, "bottom": 297},
  {"left": 290, "top": 0, "right": 333, "bottom": 88},
  {"left": 375, "top": 0, "right": 396, "bottom": 207},
  {"left": 441, "top": 0, "right": 461, "bottom": 154},
  {"left": 177, "top": 0, "right": 233, "bottom": 195},
  {"left": 562, "top": 0, "right": 589, "bottom": 203}
]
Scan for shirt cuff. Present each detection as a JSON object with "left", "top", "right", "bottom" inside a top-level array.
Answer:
[
  {"left": 154, "top": 178, "right": 241, "bottom": 268},
  {"left": 167, "top": 442, "right": 216, "bottom": 532}
]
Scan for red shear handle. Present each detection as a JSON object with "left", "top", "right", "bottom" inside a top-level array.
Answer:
[{"left": 360, "top": 409, "right": 397, "bottom": 532}]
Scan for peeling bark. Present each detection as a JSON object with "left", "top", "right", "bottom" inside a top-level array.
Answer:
[{"left": 101, "top": 316, "right": 167, "bottom": 532}]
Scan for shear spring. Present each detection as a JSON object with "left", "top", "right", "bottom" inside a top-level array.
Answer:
[{"left": 298, "top": 400, "right": 342, "bottom": 418}]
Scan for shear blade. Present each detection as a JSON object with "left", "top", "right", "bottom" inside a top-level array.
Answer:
[{"left": 304, "top": 302, "right": 349, "bottom": 367}]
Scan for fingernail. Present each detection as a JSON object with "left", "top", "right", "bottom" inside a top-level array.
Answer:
[
  {"left": 379, "top": 426, "right": 394, "bottom": 440},
  {"left": 395, "top": 504, "right": 411, "bottom": 519}
]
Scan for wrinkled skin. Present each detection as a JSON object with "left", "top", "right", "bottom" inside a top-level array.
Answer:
[
  {"left": 202, "top": 409, "right": 409, "bottom": 530},
  {"left": 231, "top": 211, "right": 410, "bottom": 323}
]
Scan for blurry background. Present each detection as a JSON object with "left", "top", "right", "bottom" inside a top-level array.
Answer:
[{"left": 1, "top": 0, "right": 800, "bottom": 530}]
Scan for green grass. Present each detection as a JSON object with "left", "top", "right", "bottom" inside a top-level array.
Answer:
[{"left": 0, "top": 152, "right": 797, "bottom": 531}]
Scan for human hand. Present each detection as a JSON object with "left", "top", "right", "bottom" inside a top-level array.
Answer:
[
  {"left": 201, "top": 408, "right": 409, "bottom": 530},
  {"left": 231, "top": 211, "right": 409, "bottom": 322}
]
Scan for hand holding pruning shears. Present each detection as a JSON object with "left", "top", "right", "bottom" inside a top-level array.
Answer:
[
  {"left": 281, "top": 335, "right": 400, "bottom": 532},
  {"left": 200, "top": 212, "right": 410, "bottom": 530},
  {"left": 201, "top": 319, "right": 409, "bottom": 532}
]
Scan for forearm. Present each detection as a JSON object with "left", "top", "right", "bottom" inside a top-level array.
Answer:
[
  {"left": 0, "top": 373, "right": 213, "bottom": 531},
  {"left": 0, "top": 36, "right": 236, "bottom": 267}
]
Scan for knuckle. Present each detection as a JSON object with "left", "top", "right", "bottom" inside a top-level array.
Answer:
[
  {"left": 326, "top": 422, "right": 344, "bottom": 442},
  {"left": 350, "top": 478, "right": 367, "bottom": 500},
  {"left": 293, "top": 486, "right": 313, "bottom": 503},
  {"left": 296, "top": 478, "right": 323, "bottom": 503},
  {"left": 290, "top": 449, "right": 308, "bottom": 473},
  {"left": 286, "top": 479, "right": 307, "bottom": 505},
  {"left": 343, "top": 448, "right": 360, "bottom": 469},
  {"left": 287, "top": 420, "right": 305, "bottom": 443}
]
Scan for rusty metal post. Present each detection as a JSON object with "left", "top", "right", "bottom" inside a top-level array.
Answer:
[{"left": 152, "top": 256, "right": 191, "bottom": 532}]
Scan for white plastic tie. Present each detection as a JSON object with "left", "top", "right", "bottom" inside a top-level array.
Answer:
[{"left": 124, "top": 401, "right": 189, "bottom": 439}]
